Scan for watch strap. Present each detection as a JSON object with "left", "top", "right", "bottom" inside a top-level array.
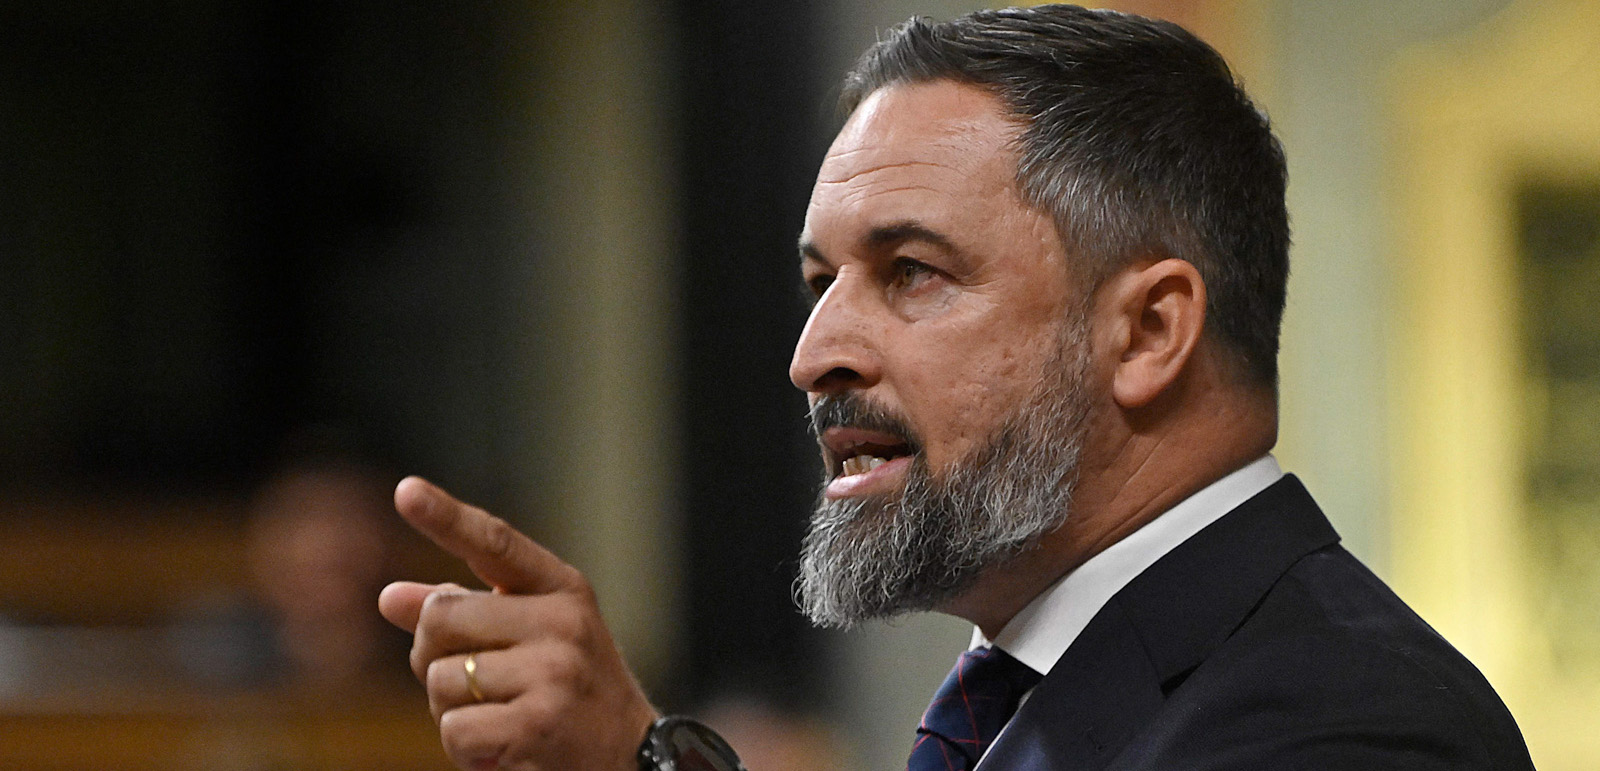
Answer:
[{"left": 637, "top": 715, "right": 747, "bottom": 771}]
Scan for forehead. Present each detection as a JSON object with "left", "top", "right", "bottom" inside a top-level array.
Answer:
[
  {"left": 823, "top": 80, "right": 1016, "bottom": 177},
  {"left": 805, "top": 81, "right": 1026, "bottom": 243}
]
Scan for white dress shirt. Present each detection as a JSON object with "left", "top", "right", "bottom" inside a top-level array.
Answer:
[{"left": 972, "top": 455, "right": 1285, "bottom": 675}]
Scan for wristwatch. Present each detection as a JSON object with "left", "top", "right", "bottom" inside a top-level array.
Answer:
[{"left": 637, "top": 716, "right": 747, "bottom": 771}]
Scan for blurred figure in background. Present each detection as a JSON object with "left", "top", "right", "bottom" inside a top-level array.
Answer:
[{"left": 244, "top": 450, "right": 410, "bottom": 692}]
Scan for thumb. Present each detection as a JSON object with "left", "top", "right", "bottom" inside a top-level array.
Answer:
[
  {"left": 378, "top": 581, "right": 473, "bottom": 632},
  {"left": 393, "top": 476, "right": 579, "bottom": 595},
  {"left": 377, "top": 581, "right": 437, "bottom": 633}
]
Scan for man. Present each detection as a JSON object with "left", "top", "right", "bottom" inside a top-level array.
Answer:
[{"left": 379, "top": 6, "right": 1534, "bottom": 770}]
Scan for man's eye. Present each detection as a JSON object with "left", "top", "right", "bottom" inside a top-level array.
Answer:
[
  {"left": 891, "top": 258, "right": 937, "bottom": 292},
  {"left": 806, "top": 274, "right": 835, "bottom": 300}
]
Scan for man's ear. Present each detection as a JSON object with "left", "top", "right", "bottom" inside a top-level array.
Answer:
[{"left": 1101, "top": 258, "right": 1207, "bottom": 409}]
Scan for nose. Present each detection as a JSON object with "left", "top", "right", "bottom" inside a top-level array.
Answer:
[{"left": 789, "top": 274, "right": 881, "bottom": 394}]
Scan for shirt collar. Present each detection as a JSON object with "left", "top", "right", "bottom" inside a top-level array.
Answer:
[{"left": 972, "top": 455, "right": 1284, "bottom": 674}]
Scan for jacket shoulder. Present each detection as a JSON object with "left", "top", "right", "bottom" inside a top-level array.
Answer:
[{"left": 1111, "top": 546, "right": 1534, "bottom": 771}]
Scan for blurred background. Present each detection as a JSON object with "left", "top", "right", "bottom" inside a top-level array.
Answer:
[{"left": 1, "top": 0, "right": 1597, "bottom": 768}]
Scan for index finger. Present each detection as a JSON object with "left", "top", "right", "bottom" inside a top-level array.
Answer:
[{"left": 394, "top": 476, "right": 577, "bottom": 595}]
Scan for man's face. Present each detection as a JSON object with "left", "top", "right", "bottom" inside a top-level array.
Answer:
[{"left": 791, "top": 80, "right": 1093, "bottom": 625}]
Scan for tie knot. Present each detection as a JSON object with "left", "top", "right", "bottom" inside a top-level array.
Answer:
[
  {"left": 908, "top": 647, "right": 1042, "bottom": 770},
  {"left": 953, "top": 646, "right": 1043, "bottom": 696}
]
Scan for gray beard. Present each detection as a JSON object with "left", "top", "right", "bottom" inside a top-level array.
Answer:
[{"left": 796, "top": 319, "right": 1092, "bottom": 628}]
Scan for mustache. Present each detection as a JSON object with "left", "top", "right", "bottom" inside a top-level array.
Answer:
[{"left": 807, "top": 393, "right": 924, "bottom": 454}]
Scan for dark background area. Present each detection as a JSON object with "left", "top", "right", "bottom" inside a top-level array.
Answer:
[
  {"left": 675, "top": 0, "right": 833, "bottom": 709},
  {"left": 1, "top": 0, "right": 834, "bottom": 711}
]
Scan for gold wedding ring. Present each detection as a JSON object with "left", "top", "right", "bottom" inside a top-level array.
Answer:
[{"left": 464, "top": 652, "right": 486, "bottom": 703}]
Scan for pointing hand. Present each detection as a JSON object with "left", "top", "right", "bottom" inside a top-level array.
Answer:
[{"left": 378, "top": 476, "right": 658, "bottom": 771}]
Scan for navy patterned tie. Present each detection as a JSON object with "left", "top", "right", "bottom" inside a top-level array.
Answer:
[{"left": 907, "top": 646, "right": 1042, "bottom": 771}]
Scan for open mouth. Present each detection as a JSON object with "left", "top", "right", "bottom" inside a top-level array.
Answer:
[{"left": 824, "top": 428, "right": 916, "bottom": 479}]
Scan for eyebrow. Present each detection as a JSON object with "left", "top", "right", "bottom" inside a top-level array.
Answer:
[{"left": 797, "top": 219, "right": 964, "bottom": 267}]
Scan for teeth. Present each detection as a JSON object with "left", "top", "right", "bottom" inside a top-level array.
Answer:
[{"left": 841, "top": 455, "right": 888, "bottom": 476}]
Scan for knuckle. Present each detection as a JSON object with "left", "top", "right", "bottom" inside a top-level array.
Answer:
[
  {"left": 512, "top": 697, "right": 562, "bottom": 745},
  {"left": 417, "top": 589, "right": 461, "bottom": 627},
  {"left": 540, "top": 600, "right": 585, "bottom": 641},
  {"left": 409, "top": 645, "right": 430, "bottom": 681},
  {"left": 537, "top": 644, "right": 588, "bottom": 690},
  {"left": 438, "top": 710, "right": 479, "bottom": 758},
  {"left": 425, "top": 658, "right": 451, "bottom": 693},
  {"left": 544, "top": 600, "right": 602, "bottom": 652},
  {"left": 481, "top": 518, "right": 520, "bottom": 562}
]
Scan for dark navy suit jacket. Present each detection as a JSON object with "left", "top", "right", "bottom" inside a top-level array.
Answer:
[{"left": 980, "top": 476, "right": 1534, "bottom": 770}]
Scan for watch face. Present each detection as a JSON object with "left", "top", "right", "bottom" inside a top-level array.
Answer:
[{"left": 650, "top": 717, "right": 745, "bottom": 771}]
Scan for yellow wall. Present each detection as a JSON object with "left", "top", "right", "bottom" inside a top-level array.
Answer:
[{"left": 1388, "top": 1, "right": 1600, "bottom": 766}]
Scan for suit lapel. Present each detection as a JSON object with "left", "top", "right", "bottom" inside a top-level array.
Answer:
[{"left": 978, "top": 475, "right": 1340, "bottom": 770}]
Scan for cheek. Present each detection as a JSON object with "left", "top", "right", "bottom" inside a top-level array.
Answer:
[{"left": 893, "top": 326, "right": 1056, "bottom": 464}]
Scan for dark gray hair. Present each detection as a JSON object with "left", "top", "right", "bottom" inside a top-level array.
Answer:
[{"left": 841, "top": 4, "right": 1290, "bottom": 386}]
